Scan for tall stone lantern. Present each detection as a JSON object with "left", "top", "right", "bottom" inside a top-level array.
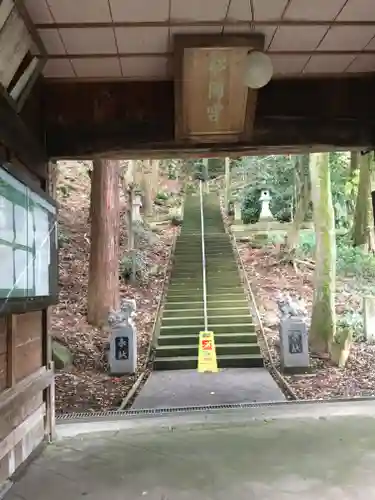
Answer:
[{"left": 258, "top": 189, "right": 274, "bottom": 221}]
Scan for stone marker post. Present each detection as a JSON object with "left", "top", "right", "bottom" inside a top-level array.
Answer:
[
  {"left": 363, "top": 295, "right": 375, "bottom": 343},
  {"left": 108, "top": 299, "right": 137, "bottom": 375},
  {"left": 234, "top": 202, "right": 242, "bottom": 223},
  {"left": 277, "top": 294, "right": 309, "bottom": 372}
]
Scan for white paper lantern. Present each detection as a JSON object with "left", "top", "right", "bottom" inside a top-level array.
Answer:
[{"left": 244, "top": 51, "right": 273, "bottom": 89}]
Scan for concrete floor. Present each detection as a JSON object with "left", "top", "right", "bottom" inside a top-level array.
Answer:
[
  {"left": 132, "top": 368, "right": 285, "bottom": 409},
  {"left": 6, "top": 401, "right": 375, "bottom": 499}
]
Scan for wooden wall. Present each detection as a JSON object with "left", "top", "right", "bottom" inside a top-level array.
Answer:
[
  {"left": 42, "top": 74, "right": 375, "bottom": 158},
  {"left": 0, "top": 318, "right": 6, "bottom": 392},
  {"left": 0, "top": 147, "right": 53, "bottom": 489}
]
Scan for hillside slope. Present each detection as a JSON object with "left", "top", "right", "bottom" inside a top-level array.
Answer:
[{"left": 53, "top": 162, "right": 177, "bottom": 413}]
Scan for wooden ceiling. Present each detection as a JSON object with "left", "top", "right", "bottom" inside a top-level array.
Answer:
[{"left": 21, "top": 0, "right": 375, "bottom": 80}]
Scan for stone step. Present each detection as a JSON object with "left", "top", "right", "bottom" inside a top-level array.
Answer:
[
  {"left": 168, "top": 279, "right": 242, "bottom": 288},
  {"left": 165, "top": 295, "right": 246, "bottom": 303},
  {"left": 154, "top": 353, "right": 264, "bottom": 370},
  {"left": 157, "top": 332, "right": 258, "bottom": 346},
  {"left": 159, "top": 323, "right": 255, "bottom": 335},
  {"left": 171, "top": 267, "right": 239, "bottom": 274},
  {"left": 156, "top": 343, "right": 261, "bottom": 358},
  {"left": 154, "top": 194, "right": 263, "bottom": 371},
  {"left": 162, "top": 307, "right": 249, "bottom": 318},
  {"left": 168, "top": 283, "right": 243, "bottom": 290},
  {"left": 170, "top": 272, "right": 240, "bottom": 279},
  {"left": 164, "top": 299, "right": 248, "bottom": 309},
  {"left": 162, "top": 315, "right": 252, "bottom": 326}
]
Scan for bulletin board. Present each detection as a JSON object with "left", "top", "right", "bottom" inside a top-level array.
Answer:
[{"left": 0, "top": 163, "right": 58, "bottom": 314}]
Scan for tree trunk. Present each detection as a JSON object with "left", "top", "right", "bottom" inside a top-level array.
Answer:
[
  {"left": 286, "top": 155, "right": 310, "bottom": 250},
  {"left": 309, "top": 153, "right": 336, "bottom": 354},
  {"left": 353, "top": 153, "right": 372, "bottom": 248},
  {"left": 151, "top": 159, "right": 159, "bottom": 200},
  {"left": 140, "top": 160, "right": 154, "bottom": 216},
  {"left": 124, "top": 160, "right": 135, "bottom": 252},
  {"left": 203, "top": 159, "right": 209, "bottom": 193},
  {"left": 350, "top": 150, "right": 359, "bottom": 175},
  {"left": 224, "top": 157, "right": 230, "bottom": 213},
  {"left": 87, "top": 159, "right": 120, "bottom": 327}
]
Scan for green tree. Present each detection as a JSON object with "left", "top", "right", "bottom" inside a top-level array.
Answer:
[
  {"left": 352, "top": 153, "right": 374, "bottom": 251},
  {"left": 309, "top": 153, "right": 336, "bottom": 354}
]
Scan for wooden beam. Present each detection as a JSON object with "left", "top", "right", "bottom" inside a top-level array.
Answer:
[
  {"left": 10, "top": 56, "right": 38, "bottom": 101},
  {"left": 14, "top": 57, "right": 46, "bottom": 111},
  {"left": 38, "top": 50, "right": 375, "bottom": 59},
  {"left": 0, "top": 367, "right": 53, "bottom": 436},
  {"left": 5, "top": 315, "right": 15, "bottom": 388},
  {"left": 34, "top": 20, "right": 375, "bottom": 29},
  {"left": 0, "top": 6, "right": 32, "bottom": 88},
  {"left": 0, "top": 404, "right": 45, "bottom": 462},
  {"left": 42, "top": 75, "right": 375, "bottom": 157},
  {"left": 13, "top": 0, "right": 47, "bottom": 57},
  {"left": 0, "top": 0, "right": 13, "bottom": 31},
  {"left": 0, "top": 84, "right": 46, "bottom": 178}
]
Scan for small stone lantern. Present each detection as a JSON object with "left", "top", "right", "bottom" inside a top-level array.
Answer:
[
  {"left": 132, "top": 194, "right": 142, "bottom": 222},
  {"left": 259, "top": 189, "right": 274, "bottom": 221}
]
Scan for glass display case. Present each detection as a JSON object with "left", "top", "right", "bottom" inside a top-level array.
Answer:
[{"left": 0, "top": 163, "right": 58, "bottom": 314}]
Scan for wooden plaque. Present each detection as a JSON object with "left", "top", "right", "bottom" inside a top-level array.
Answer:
[{"left": 174, "top": 34, "right": 265, "bottom": 144}]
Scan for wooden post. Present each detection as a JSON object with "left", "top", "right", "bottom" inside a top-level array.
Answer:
[
  {"left": 44, "top": 161, "right": 56, "bottom": 441},
  {"left": 45, "top": 360, "right": 56, "bottom": 442},
  {"left": 6, "top": 314, "right": 16, "bottom": 388}
]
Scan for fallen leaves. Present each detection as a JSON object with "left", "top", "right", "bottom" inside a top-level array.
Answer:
[
  {"left": 53, "top": 163, "right": 177, "bottom": 413},
  {"left": 238, "top": 240, "right": 375, "bottom": 400}
]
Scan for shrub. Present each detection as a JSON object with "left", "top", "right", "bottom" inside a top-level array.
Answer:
[
  {"left": 296, "top": 231, "right": 375, "bottom": 281},
  {"left": 170, "top": 216, "right": 183, "bottom": 226},
  {"left": 58, "top": 230, "right": 70, "bottom": 248}
]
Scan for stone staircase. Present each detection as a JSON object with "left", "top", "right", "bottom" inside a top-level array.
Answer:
[{"left": 154, "top": 193, "right": 263, "bottom": 370}]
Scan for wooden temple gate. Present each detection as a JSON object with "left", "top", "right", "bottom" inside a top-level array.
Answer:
[{"left": 1, "top": 0, "right": 375, "bottom": 489}]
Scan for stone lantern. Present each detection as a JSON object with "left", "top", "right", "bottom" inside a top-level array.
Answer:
[
  {"left": 132, "top": 194, "right": 142, "bottom": 222},
  {"left": 259, "top": 189, "right": 274, "bottom": 221}
]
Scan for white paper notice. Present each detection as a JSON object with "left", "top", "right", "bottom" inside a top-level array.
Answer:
[
  {"left": 14, "top": 204, "right": 28, "bottom": 246},
  {"left": 0, "top": 196, "right": 14, "bottom": 243},
  {"left": 34, "top": 206, "right": 50, "bottom": 296},
  {"left": 0, "top": 244, "right": 14, "bottom": 294},
  {"left": 14, "top": 248, "right": 28, "bottom": 294}
]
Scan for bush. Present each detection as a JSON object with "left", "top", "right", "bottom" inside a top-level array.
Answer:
[
  {"left": 120, "top": 252, "right": 150, "bottom": 283},
  {"left": 296, "top": 231, "right": 315, "bottom": 257},
  {"left": 297, "top": 231, "right": 375, "bottom": 280},
  {"left": 170, "top": 216, "right": 183, "bottom": 226},
  {"left": 337, "top": 244, "right": 375, "bottom": 279},
  {"left": 337, "top": 310, "right": 364, "bottom": 342},
  {"left": 120, "top": 255, "right": 140, "bottom": 281},
  {"left": 58, "top": 230, "right": 70, "bottom": 248},
  {"left": 156, "top": 191, "right": 169, "bottom": 201}
]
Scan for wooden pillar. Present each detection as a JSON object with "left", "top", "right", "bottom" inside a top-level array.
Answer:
[
  {"left": 6, "top": 315, "right": 16, "bottom": 389},
  {"left": 44, "top": 160, "right": 57, "bottom": 441}
]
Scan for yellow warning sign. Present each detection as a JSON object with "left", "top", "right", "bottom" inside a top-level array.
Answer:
[{"left": 198, "top": 331, "right": 219, "bottom": 373}]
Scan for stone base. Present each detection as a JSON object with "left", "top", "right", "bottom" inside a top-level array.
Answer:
[{"left": 281, "top": 365, "right": 312, "bottom": 375}]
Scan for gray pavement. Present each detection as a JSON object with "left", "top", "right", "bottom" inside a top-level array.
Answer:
[
  {"left": 6, "top": 401, "right": 375, "bottom": 499},
  {"left": 132, "top": 368, "right": 285, "bottom": 409}
]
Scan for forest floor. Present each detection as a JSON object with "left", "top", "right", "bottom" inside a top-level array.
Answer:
[
  {"left": 238, "top": 240, "right": 375, "bottom": 399},
  {"left": 52, "top": 162, "right": 178, "bottom": 413}
]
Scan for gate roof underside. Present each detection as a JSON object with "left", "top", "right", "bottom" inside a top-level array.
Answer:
[{"left": 25, "top": 0, "right": 375, "bottom": 81}]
